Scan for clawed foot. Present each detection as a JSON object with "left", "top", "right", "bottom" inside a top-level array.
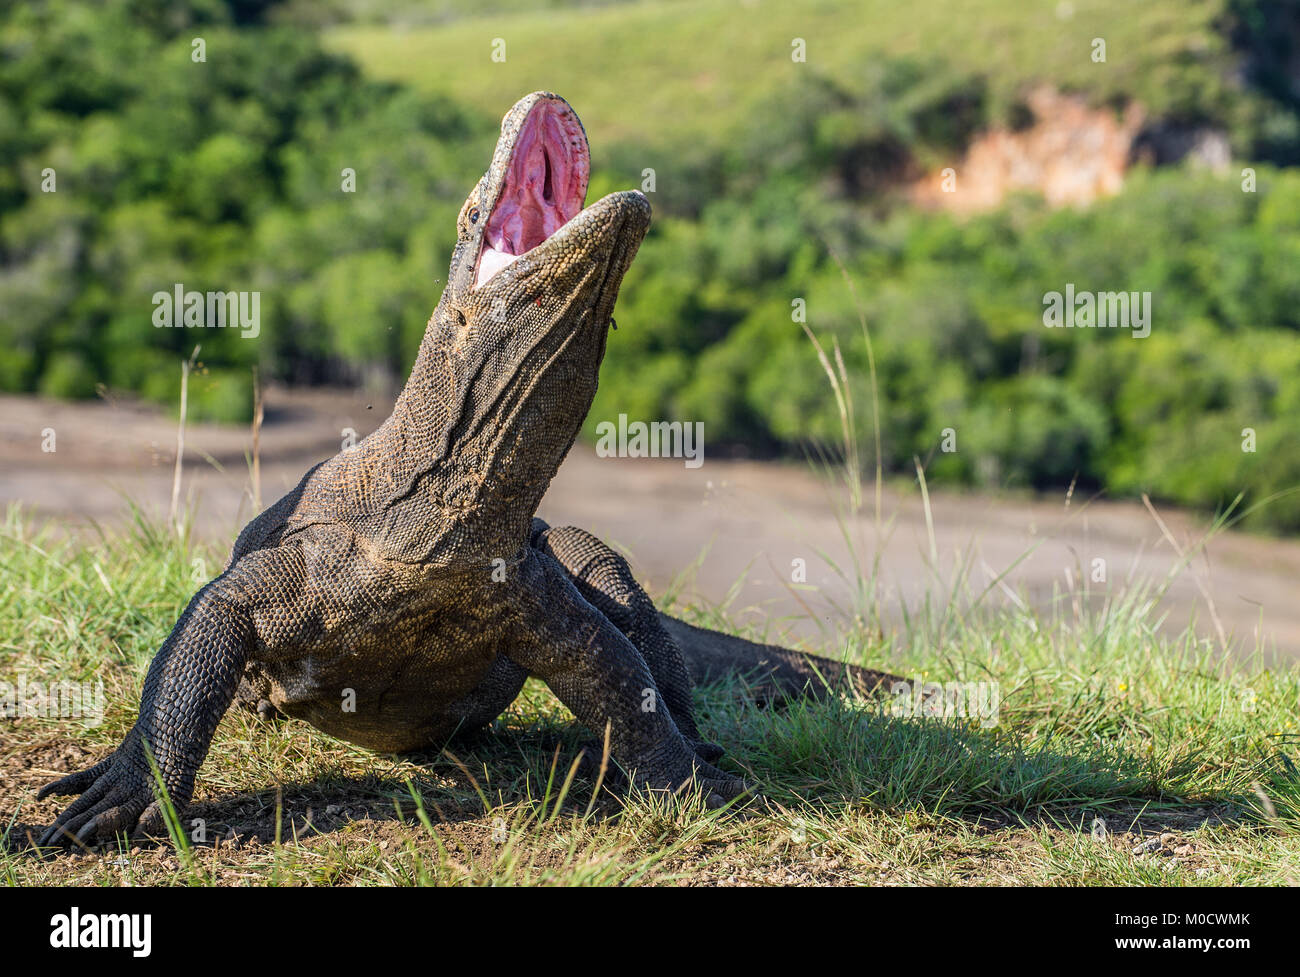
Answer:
[
  {"left": 574, "top": 737, "right": 727, "bottom": 782},
  {"left": 35, "top": 740, "right": 169, "bottom": 849},
  {"left": 627, "top": 745, "right": 749, "bottom": 810},
  {"left": 570, "top": 740, "right": 747, "bottom": 808}
]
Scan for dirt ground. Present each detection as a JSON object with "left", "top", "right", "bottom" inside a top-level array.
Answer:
[
  {"left": 4, "top": 729, "right": 1238, "bottom": 886},
  {"left": 3, "top": 386, "right": 1300, "bottom": 659}
]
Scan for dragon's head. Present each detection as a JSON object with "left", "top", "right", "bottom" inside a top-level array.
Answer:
[{"left": 420, "top": 92, "right": 650, "bottom": 543}]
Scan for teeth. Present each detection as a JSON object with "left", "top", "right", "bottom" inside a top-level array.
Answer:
[{"left": 475, "top": 247, "right": 519, "bottom": 289}]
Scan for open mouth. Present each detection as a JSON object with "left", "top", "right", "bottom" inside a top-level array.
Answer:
[{"left": 474, "top": 99, "right": 590, "bottom": 289}]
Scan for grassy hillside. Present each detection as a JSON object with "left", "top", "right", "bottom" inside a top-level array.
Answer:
[{"left": 327, "top": 0, "right": 1238, "bottom": 160}]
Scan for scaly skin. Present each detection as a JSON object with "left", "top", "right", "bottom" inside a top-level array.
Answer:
[{"left": 38, "top": 92, "right": 896, "bottom": 848}]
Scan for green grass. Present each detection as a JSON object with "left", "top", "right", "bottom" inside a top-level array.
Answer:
[
  {"left": 2, "top": 499, "right": 1299, "bottom": 885},
  {"left": 327, "top": 0, "right": 1234, "bottom": 160}
]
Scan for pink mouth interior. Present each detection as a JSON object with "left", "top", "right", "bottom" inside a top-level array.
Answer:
[{"left": 475, "top": 100, "right": 590, "bottom": 288}]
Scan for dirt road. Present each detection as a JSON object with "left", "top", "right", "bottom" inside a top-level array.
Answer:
[{"left": 3, "top": 387, "right": 1298, "bottom": 659}]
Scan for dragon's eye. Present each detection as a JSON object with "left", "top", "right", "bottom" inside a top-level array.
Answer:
[{"left": 468, "top": 207, "right": 480, "bottom": 224}]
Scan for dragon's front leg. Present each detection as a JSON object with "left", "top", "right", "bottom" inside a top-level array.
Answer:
[
  {"left": 37, "top": 547, "right": 298, "bottom": 847},
  {"left": 509, "top": 548, "right": 745, "bottom": 807}
]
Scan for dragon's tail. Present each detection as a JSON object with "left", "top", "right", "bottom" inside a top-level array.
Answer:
[{"left": 659, "top": 613, "right": 901, "bottom": 702}]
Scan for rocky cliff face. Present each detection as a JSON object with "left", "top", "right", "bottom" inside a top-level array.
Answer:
[{"left": 913, "top": 88, "right": 1150, "bottom": 214}]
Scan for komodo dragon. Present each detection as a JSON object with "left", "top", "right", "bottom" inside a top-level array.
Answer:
[{"left": 39, "top": 92, "right": 896, "bottom": 847}]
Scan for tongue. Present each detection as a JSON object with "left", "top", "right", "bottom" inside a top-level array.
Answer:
[{"left": 476, "top": 247, "right": 518, "bottom": 287}]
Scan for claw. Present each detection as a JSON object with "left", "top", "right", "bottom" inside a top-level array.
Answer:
[
  {"left": 36, "top": 822, "right": 73, "bottom": 849},
  {"left": 76, "top": 802, "right": 143, "bottom": 846},
  {"left": 136, "top": 801, "right": 166, "bottom": 839},
  {"left": 36, "top": 757, "right": 112, "bottom": 801},
  {"left": 37, "top": 744, "right": 163, "bottom": 850},
  {"left": 37, "top": 777, "right": 112, "bottom": 847},
  {"left": 68, "top": 796, "right": 120, "bottom": 846}
]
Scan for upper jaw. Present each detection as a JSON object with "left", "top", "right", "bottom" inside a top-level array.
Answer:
[
  {"left": 472, "top": 92, "right": 592, "bottom": 291},
  {"left": 460, "top": 91, "right": 650, "bottom": 318}
]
